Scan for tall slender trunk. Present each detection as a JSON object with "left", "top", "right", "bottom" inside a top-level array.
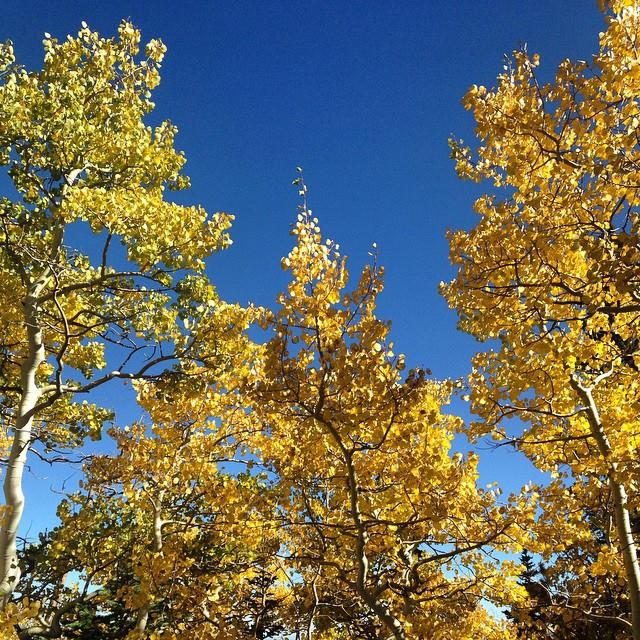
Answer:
[
  {"left": 0, "top": 294, "right": 44, "bottom": 601},
  {"left": 0, "top": 219, "right": 64, "bottom": 606},
  {"left": 573, "top": 379, "right": 640, "bottom": 640},
  {"left": 133, "top": 490, "right": 165, "bottom": 636}
]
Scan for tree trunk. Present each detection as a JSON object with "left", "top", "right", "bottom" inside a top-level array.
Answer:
[
  {"left": 342, "top": 447, "right": 406, "bottom": 640},
  {"left": 610, "top": 479, "right": 640, "bottom": 640},
  {"left": 0, "top": 294, "right": 44, "bottom": 602},
  {"left": 315, "top": 411, "right": 406, "bottom": 639},
  {"left": 133, "top": 490, "right": 165, "bottom": 636},
  {"left": 573, "top": 380, "right": 640, "bottom": 640}
]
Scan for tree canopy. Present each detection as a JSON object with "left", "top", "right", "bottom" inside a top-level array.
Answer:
[
  {"left": 2, "top": 3, "right": 640, "bottom": 639},
  {"left": 445, "top": 0, "right": 640, "bottom": 637}
]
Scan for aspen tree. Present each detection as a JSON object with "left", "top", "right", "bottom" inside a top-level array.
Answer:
[
  {"left": 0, "top": 22, "right": 233, "bottom": 606},
  {"left": 445, "top": 2, "right": 640, "bottom": 636},
  {"left": 249, "top": 179, "right": 529, "bottom": 639}
]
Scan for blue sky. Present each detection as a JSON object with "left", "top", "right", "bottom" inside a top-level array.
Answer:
[{"left": 2, "top": 1, "right": 605, "bottom": 536}]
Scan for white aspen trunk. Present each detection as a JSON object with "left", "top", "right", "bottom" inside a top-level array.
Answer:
[
  {"left": 133, "top": 608, "right": 149, "bottom": 636},
  {"left": 0, "top": 294, "right": 44, "bottom": 601},
  {"left": 0, "top": 189, "right": 73, "bottom": 606},
  {"left": 133, "top": 490, "right": 165, "bottom": 636},
  {"left": 0, "top": 219, "right": 64, "bottom": 605},
  {"left": 573, "top": 380, "right": 640, "bottom": 640},
  {"left": 610, "top": 479, "right": 640, "bottom": 640}
]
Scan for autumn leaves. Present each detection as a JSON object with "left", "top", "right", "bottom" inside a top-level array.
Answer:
[
  {"left": 2, "top": 2, "right": 640, "bottom": 638},
  {"left": 444, "top": 1, "right": 640, "bottom": 636}
]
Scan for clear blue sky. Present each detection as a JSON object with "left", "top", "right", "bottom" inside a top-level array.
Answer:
[{"left": 2, "top": 1, "right": 605, "bottom": 536}]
